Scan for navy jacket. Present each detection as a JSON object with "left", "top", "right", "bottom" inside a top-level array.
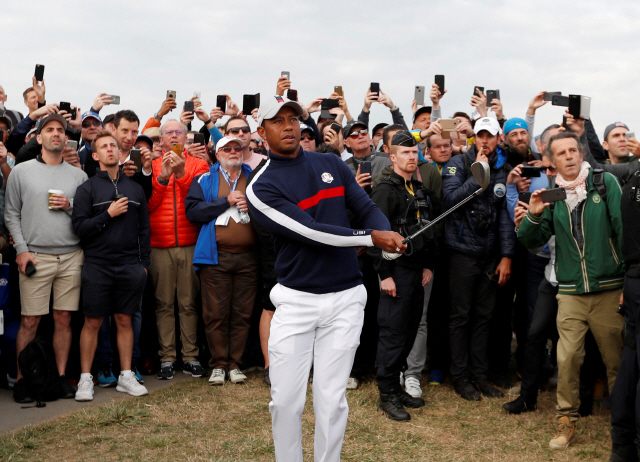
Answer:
[
  {"left": 442, "top": 146, "right": 516, "bottom": 259},
  {"left": 72, "top": 170, "right": 151, "bottom": 268},
  {"left": 247, "top": 149, "right": 390, "bottom": 294}
]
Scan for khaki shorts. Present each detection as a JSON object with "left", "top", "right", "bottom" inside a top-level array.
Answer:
[{"left": 19, "top": 249, "right": 84, "bottom": 316}]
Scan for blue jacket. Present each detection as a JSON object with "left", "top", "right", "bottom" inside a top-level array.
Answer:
[
  {"left": 185, "top": 163, "right": 253, "bottom": 269},
  {"left": 442, "top": 146, "right": 516, "bottom": 258}
]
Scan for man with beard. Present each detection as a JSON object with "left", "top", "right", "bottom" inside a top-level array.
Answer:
[
  {"left": 78, "top": 112, "right": 103, "bottom": 168},
  {"left": 603, "top": 122, "right": 636, "bottom": 166},
  {"left": 185, "top": 137, "right": 257, "bottom": 385}
]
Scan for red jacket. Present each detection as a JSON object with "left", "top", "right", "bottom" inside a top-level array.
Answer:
[{"left": 148, "top": 153, "right": 209, "bottom": 248}]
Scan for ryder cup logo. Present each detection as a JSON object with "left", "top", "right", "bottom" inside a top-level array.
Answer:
[
  {"left": 494, "top": 183, "right": 506, "bottom": 198},
  {"left": 322, "top": 172, "right": 334, "bottom": 183}
]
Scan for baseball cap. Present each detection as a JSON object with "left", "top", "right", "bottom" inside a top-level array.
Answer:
[
  {"left": 37, "top": 113, "right": 68, "bottom": 134},
  {"left": 103, "top": 114, "right": 115, "bottom": 125},
  {"left": 372, "top": 122, "right": 387, "bottom": 136},
  {"left": 300, "top": 123, "right": 313, "bottom": 133},
  {"left": 603, "top": 122, "right": 629, "bottom": 142},
  {"left": 413, "top": 106, "right": 432, "bottom": 123},
  {"left": 0, "top": 115, "right": 12, "bottom": 130},
  {"left": 503, "top": 117, "right": 528, "bottom": 135},
  {"left": 391, "top": 130, "right": 417, "bottom": 147},
  {"left": 135, "top": 134, "right": 153, "bottom": 150},
  {"left": 473, "top": 117, "right": 501, "bottom": 136},
  {"left": 143, "top": 127, "right": 160, "bottom": 138},
  {"left": 217, "top": 137, "right": 243, "bottom": 151},
  {"left": 257, "top": 95, "right": 304, "bottom": 125},
  {"left": 343, "top": 120, "right": 368, "bottom": 139},
  {"left": 81, "top": 111, "right": 102, "bottom": 124}
]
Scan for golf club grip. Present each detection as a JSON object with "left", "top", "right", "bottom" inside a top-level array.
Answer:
[{"left": 382, "top": 250, "right": 402, "bottom": 261}]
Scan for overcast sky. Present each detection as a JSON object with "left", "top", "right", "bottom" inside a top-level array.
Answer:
[{"left": 3, "top": 1, "right": 640, "bottom": 141}]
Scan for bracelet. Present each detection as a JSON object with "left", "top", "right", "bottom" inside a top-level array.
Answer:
[{"left": 203, "top": 118, "right": 212, "bottom": 125}]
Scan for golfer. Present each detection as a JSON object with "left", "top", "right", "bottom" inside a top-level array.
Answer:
[{"left": 246, "top": 95, "right": 406, "bottom": 462}]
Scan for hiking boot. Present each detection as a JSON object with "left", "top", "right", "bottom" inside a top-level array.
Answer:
[
  {"left": 183, "top": 360, "right": 206, "bottom": 378},
  {"left": 346, "top": 377, "right": 359, "bottom": 390},
  {"left": 609, "top": 443, "right": 639, "bottom": 462},
  {"left": 229, "top": 369, "right": 247, "bottom": 384},
  {"left": 399, "top": 389, "right": 425, "bottom": 408},
  {"left": 97, "top": 364, "right": 117, "bottom": 388},
  {"left": 156, "top": 361, "right": 174, "bottom": 380},
  {"left": 474, "top": 379, "right": 504, "bottom": 398},
  {"left": 131, "top": 362, "right": 144, "bottom": 384},
  {"left": 454, "top": 380, "right": 482, "bottom": 401},
  {"left": 116, "top": 371, "right": 149, "bottom": 397},
  {"left": 75, "top": 376, "right": 94, "bottom": 402},
  {"left": 404, "top": 376, "right": 422, "bottom": 398},
  {"left": 502, "top": 395, "right": 537, "bottom": 414},
  {"left": 13, "top": 378, "right": 34, "bottom": 404},
  {"left": 59, "top": 376, "right": 75, "bottom": 399},
  {"left": 549, "top": 416, "right": 576, "bottom": 449},
  {"left": 429, "top": 369, "right": 444, "bottom": 386},
  {"left": 379, "top": 392, "right": 411, "bottom": 421},
  {"left": 263, "top": 367, "right": 271, "bottom": 388},
  {"left": 209, "top": 368, "right": 226, "bottom": 386}
]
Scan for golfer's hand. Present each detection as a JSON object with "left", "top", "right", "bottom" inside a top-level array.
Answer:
[
  {"left": 381, "top": 277, "right": 397, "bottom": 297},
  {"left": 372, "top": 230, "right": 406, "bottom": 253}
]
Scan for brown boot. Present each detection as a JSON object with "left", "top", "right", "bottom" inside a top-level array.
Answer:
[{"left": 549, "top": 416, "right": 576, "bottom": 449}]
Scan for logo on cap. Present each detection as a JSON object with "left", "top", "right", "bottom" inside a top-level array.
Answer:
[{"left": 321, "top": 172, "right": 333, "bottom": 183}]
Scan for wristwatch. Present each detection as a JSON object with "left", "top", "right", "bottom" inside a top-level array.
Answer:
[{"left": 153, "top": 112, "right": 162, "bottom": 121}]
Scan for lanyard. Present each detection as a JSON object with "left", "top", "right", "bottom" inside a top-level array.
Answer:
[{"left": 220, "top": 167, "right": 240, "bottom": 192}]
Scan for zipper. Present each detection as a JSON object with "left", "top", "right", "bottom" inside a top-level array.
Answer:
[
  {"left": 580, "top": 203, "right": 589, "bottom": 292},
  {"left": 565, "top": 202, "right": 589, "bottom": 292},
  {"left": 609, "top": 238, "right": 620, "bottom": 265},
  {"left": 173, "top": 181, "right": 178, "bottom": 247}
]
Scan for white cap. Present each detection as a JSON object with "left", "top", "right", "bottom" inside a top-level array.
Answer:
[
  {"left": 257, "top": 95, "right": 304, "bottom": 125},
  {"left": 473, "top": 117, "right": 501, "bottom": 136},
  {"left": 216, "top": 137, "right": 243, "bottom": 151}
]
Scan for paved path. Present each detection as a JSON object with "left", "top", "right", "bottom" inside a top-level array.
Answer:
[{"left": 0, "top": 372, "right": 192, "bottom": 434}]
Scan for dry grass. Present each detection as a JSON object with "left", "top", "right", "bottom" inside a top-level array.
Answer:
[{"left": 0, "top": 372, "right": 612, "bottom": 461}]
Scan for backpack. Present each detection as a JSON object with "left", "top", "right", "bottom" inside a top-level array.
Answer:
[{"left": 18, "top": 336, "right": 63, "bottom": 402}]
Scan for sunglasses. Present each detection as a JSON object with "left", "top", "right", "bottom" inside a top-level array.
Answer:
[
  {"left": 228, "top": 127, "right": 251, "bottom": 135},
  {"left": 543, "top": 166, "right": 557, "bottom": 173},
  {"left": 300, "top": 134, "right": 314, "bottom": 141},
  {"left": 348, "top": 128, "right": 369, "bottom": 138},
  {"left": 251, "top": 148, "right": 262, "bottom": 153},
  {"left": 220, "top": 146, "right": 243, "bottom": 153},
  {"left": 82, "top": 120, "right": 102, "bottom": 128}
]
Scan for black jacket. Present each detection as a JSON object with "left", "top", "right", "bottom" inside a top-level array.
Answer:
[
  {"left": 442, "top": 146, "right": 516, "bottom": 259},
  {"left": 72, "top": 170, "right": 151, "bottom": 268}
]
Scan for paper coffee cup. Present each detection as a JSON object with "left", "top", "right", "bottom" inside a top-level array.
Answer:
[{"left": 48, "top": 189, "right": 64, "bottom": 209}]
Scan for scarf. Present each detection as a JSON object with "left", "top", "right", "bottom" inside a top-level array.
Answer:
[{"left": 555, "top": 161, "right": 591, "bottom": 211}]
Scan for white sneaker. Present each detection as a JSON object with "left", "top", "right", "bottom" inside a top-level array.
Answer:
[
  {"left": 229, "top": 369, "right": 247, "bottom": 384},
  {"left": 346, "top": 377, "right": 359, "bottom": 390},
  {"left": 209, "top": 368, "right": 226, "bottom": 386},
  {"left": 75, "top": 376, "right": 95, "bottom": 401},
  {"left": 116, "top": 371, "right": 149, "bottom": 397},
  {"left": 404, "top": 376, "right": 422, "bottom": 398}
]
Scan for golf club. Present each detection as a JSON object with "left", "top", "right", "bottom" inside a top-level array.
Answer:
[{"left": 382, "top": 161, "right": 491, "bottom": 261}]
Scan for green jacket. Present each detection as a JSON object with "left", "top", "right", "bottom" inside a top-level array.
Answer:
[{"left": 518, "top": 170, "right": 624, "bottom": 295}]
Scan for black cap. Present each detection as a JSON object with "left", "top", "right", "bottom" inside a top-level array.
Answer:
[
  {"left": 391, "top": 130, "right": 417, "bottom": 147},
  {"left": 372, "top": 122, "right": 387, "bottom": 136},
  {"left": 37, "top": 114, "right": 68, "bottom": 134},
  {"left": 103, "top": 114, "right": 115, "bottom": 125},
  {"left": 412, "top": 106, "right": 432, "bottom": 123},
  {"left": 343, "top": 120, "right": 368, "bottom": 139}
]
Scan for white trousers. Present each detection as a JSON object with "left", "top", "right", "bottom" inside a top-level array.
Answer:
[{"left": 269, "top": 283, "right": 366, "bottom": 462}]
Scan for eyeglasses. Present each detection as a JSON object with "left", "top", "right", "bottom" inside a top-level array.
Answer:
[
  {"left": 348, "top": 128, "right": 369, "bottom": 138},
  {"left": 252, "top": 148, "right": 262, "bottom": 153},
  {"left": 220, "top": 146, "right": 243, "bottom": 153},
  {"left": 543, "top": 166, "right": 557, "bottom": 173},
  {"left": 163, "top": 130, "right": 184, "bottom": 136},
  {"left": 185, "top": 139, "right": 194, "bottom": 145},
  {"left": 228, "top": 127, "right": 251, "bottom": 135},
  {"left": 82, "top": 120, "right": 102, "bottom": 128},
  {"left": 151, "top": 137, "right": 161, "bottom": 144},
  {"left": 300, "top": 134, "right": 314, "bottom": 141}
]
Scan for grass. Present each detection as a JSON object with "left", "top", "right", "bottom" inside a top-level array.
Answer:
[{"left": 0, "top": 372, "right": 613, "bottom": 461}]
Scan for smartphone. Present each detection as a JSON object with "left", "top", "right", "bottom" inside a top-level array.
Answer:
[
  {"left": 626, "top": 132, "right": 636, "bottom": 140},
  {"left": 281, "top": 71, "right": 290, "bottom": 80},
  {"left": 486, "top": 90, "right": 500, "bottom": 106},
  {"left": 193, "top": 91, "right": 201, "bottom": 101},
  {"left": 166, "top": 90, "right": 176, "bottom": 99},
  {"left": 569, "top": 94, "right": 591, "bottom": 120},
  {"left": 435, "top": 75, "right": 445, "bottom": 95},
  {"left": 562, "top": 115, "right": 568, "bottom": 129},
  {"left": 193, "top": 133, "right": 205, "bottom": 145},
  {"left": 518, "top": 191, "right": 532, "bottom": 204},
  {"left": 34, "top": 64, "right": 45, "bottom": 82},
  {"left": 334, "top": 86, "right": 343, "bottom": 96},
  {"left": 25, "top": 261, "right": 37, "bottom": 278},
  {"left": 440, "top": 118, "right": 458, "bottom": 139},
  {"left": 287, "top": 89, "right": 298, "bottom": 101},
  {"left": 216, "top": 95, "right": 226, "bottom": 113},
  {"left": 321, "top": 99, "right": 340, "bottom": 110},
  {"left": 360, "top": 161, "right": 372, "bottom": 176},
  {"left": 184, "top": 100, "right": 194, "bottom": 112},
  {"left": 540, "top": 187, "right": 567, "bottom": 203},
  {"left": 106, "top": 95, "right": 120, "bottom": 105},
  {"left": 415, "top": 86, "right": 425, "bottom": 106},
  {"left": 130, "top": 148, "right": 142, "bottom": 171},
  {"left": 59, "top": 102, "right": 72, "bottom": 114},
  {"left": 243, "top": 94, "right": 259, "bottom": 114},
  {"left": 543, "top": 91, "right": 562, "bottom": 102},
  {"left": 370, "top": 82, "right": 380, "bottom": 96},
  {"left": 521, "top": 166, "right": 542, "bottom": 178},
  {"left": 474, "top": 86, "right": 484, "bottom": 97},
  {"left": 552, "top": 95, "right": 569, "bottom": 107},
  {"left": 66, "top": 140, "right": 78, "bottom": 152},
  {"left": 330, "top": 122, "right": 342, "bottom": 134}
]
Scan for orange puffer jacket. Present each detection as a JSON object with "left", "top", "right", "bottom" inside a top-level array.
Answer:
[{"left": 148, "top": 153, "right": 209, "bottom": 248}]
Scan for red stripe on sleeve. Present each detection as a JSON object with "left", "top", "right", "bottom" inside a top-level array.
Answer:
[{"left": 297, "top": 187, "right": 345, "bottom": 210}]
